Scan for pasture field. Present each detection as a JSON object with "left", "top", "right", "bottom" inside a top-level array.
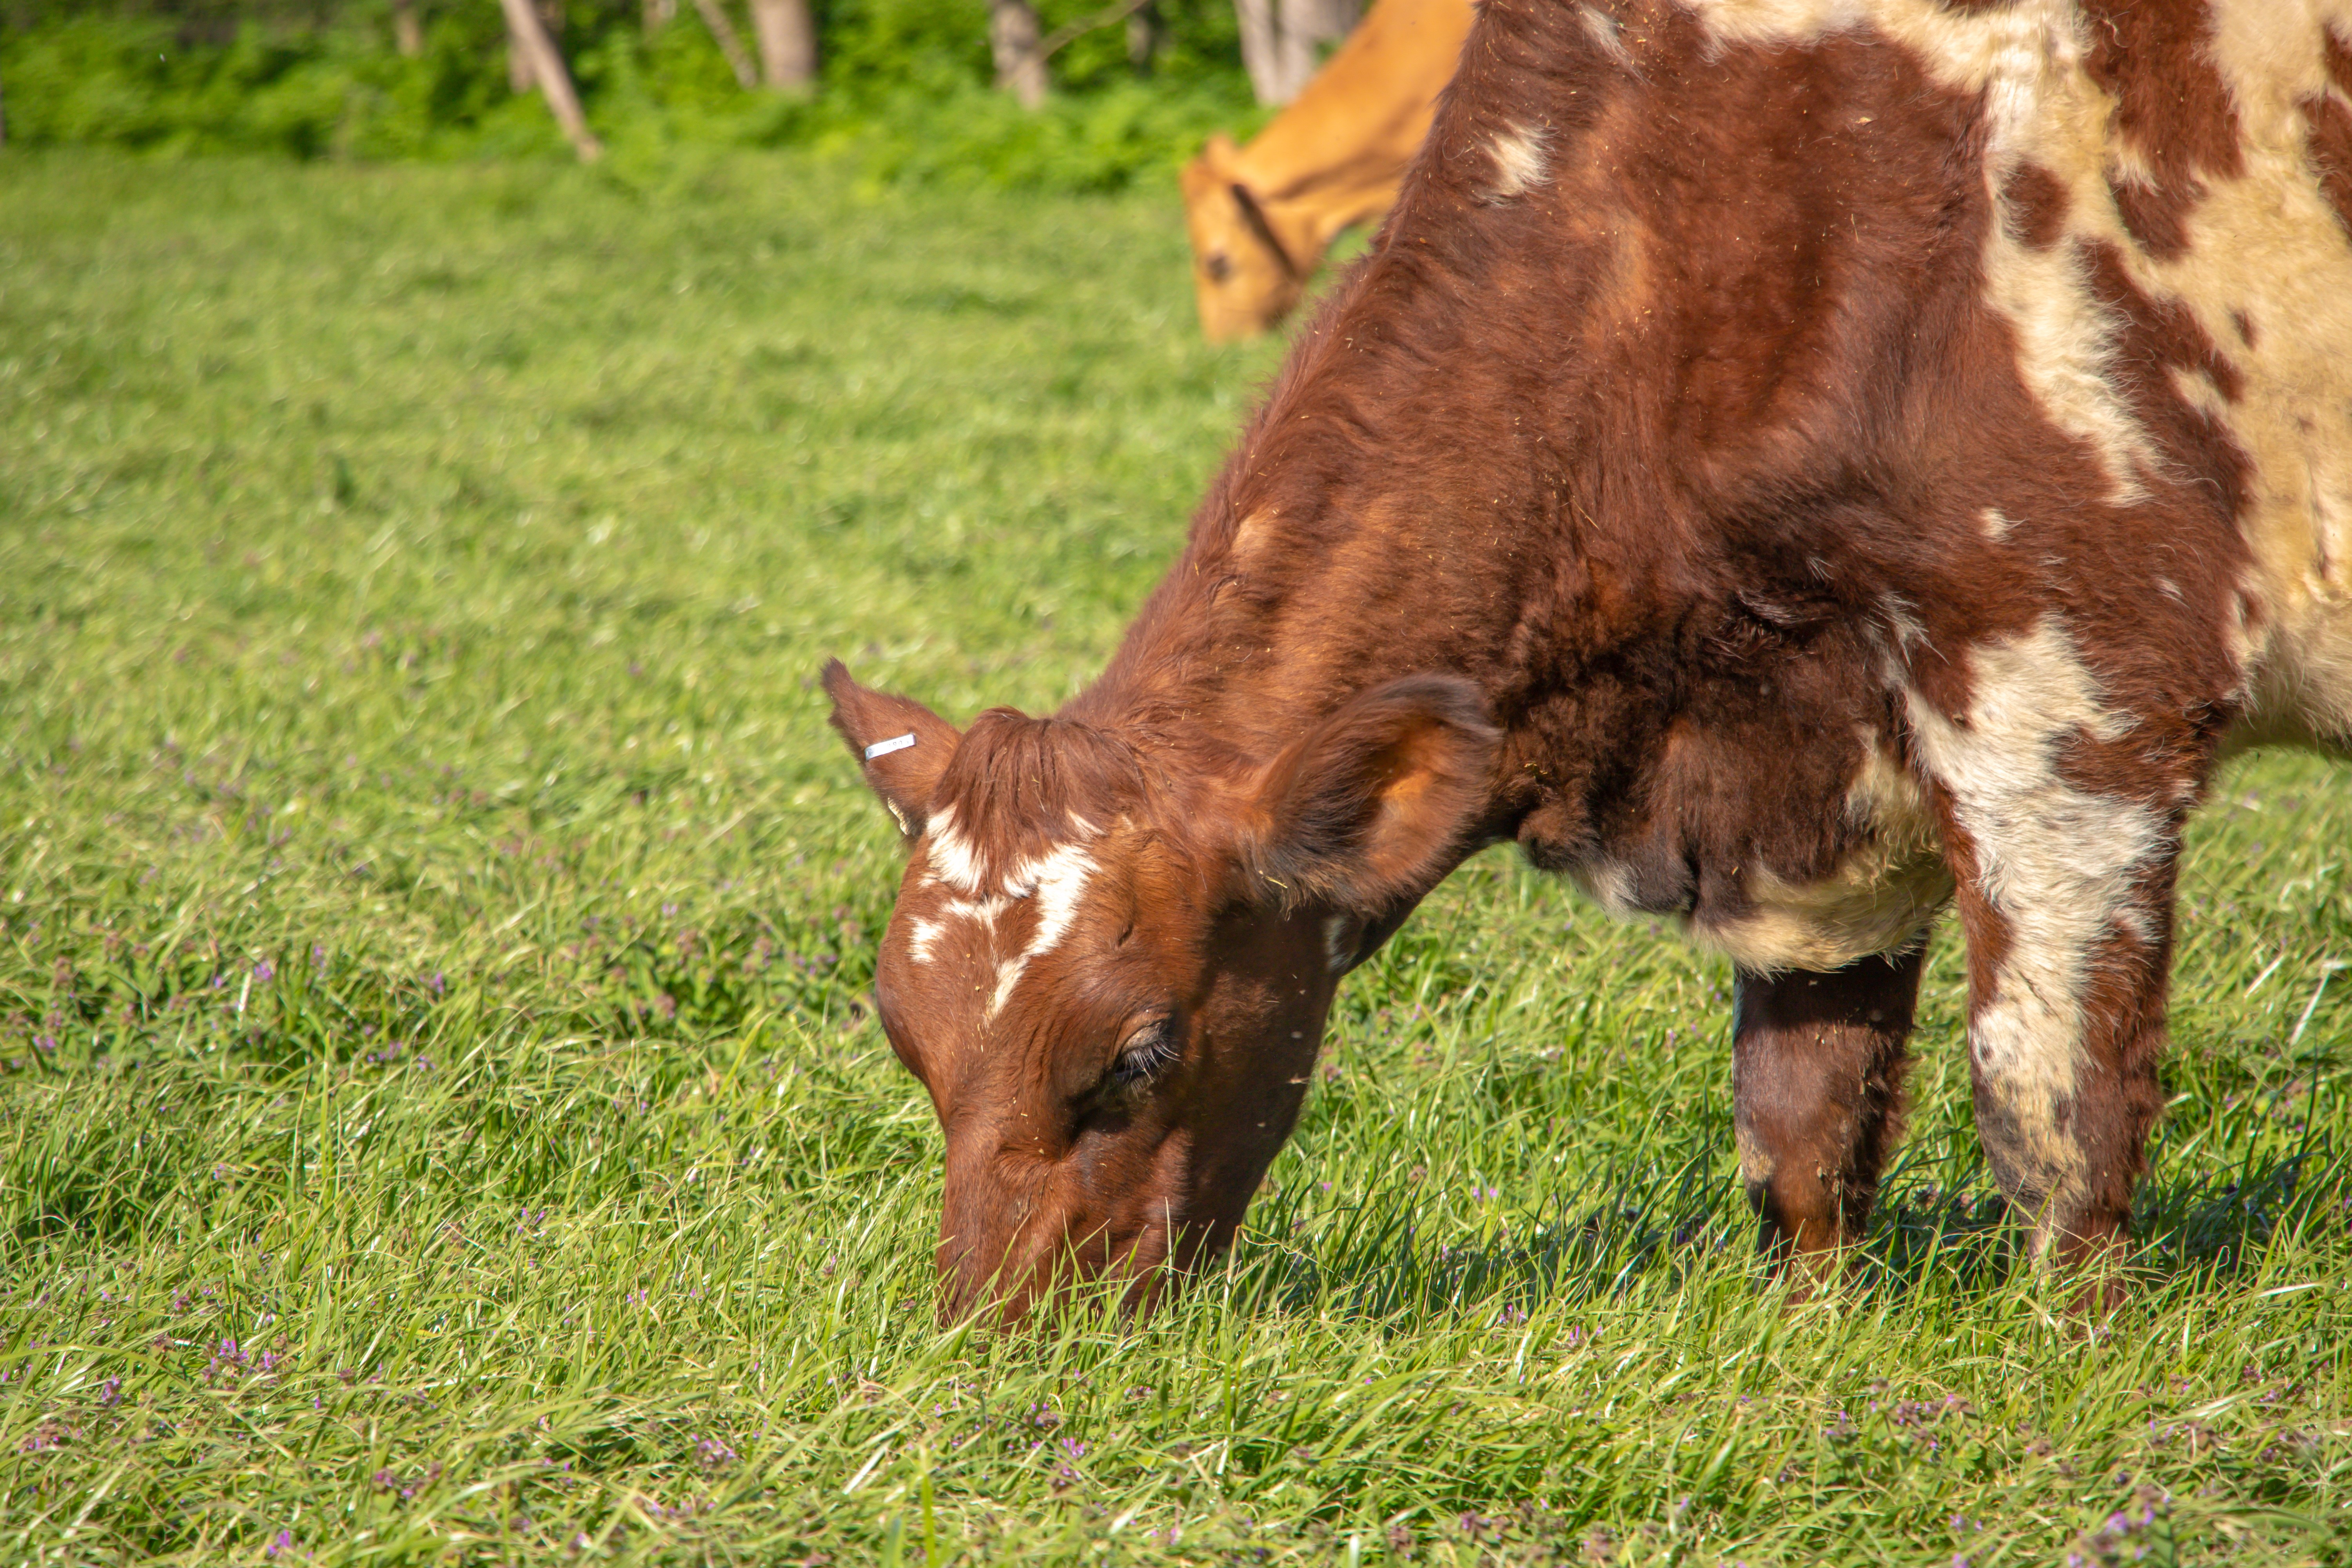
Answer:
[{"left": 2, "top": 149, "right": 2349, "bottom": 1566}]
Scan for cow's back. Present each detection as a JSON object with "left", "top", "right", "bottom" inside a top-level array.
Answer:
[{"left": 1231, "top": 0, "right": 2352, "bottom": 970}]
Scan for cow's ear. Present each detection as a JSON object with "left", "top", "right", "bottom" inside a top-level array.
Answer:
[
  {"left": 1251, "top": 675, "right": 1499, "bottom": 914},
  {"left": 822, "top": 660, "right": 960, "bottom": 840}
]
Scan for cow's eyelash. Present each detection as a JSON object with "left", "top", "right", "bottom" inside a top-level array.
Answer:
[{"left": 1111, "top": 1019, "right": 1180, "bottom": 1087}]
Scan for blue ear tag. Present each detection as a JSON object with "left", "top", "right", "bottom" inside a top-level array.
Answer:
[{"left": 865, "top": 732, "right": 917, "bottom": 761}]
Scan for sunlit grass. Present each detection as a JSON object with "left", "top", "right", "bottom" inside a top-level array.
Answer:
[{"left": 2, "top": 149, "right": 2348, "bottom": 1564}]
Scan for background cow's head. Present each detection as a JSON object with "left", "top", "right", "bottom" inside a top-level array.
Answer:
[
  {"left": 824, "top": 660, "right": 1497, "bottom": 1319},
  {"left": 1180, "top": 134, "right": 1311, "bottom": 342}
]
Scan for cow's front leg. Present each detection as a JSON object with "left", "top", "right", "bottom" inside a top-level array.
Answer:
[
  {"left": 1911, "top": 643, "right": 2209, "bottom": 1313},
  {"left": 1731, "top": 947, "right": 1924, "bottom": 1283},
  {"left": 1943, "top": 827, "right": 2177, "bottom": 1306}
]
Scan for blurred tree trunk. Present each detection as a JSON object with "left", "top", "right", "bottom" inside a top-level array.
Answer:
[
  {"left": 1232, "top": 0, "right": 1279, "bottom": 103},
  {"left": 693, "top": 0, "right": 760, "bottom": 88},
  {"left": 507, "top": 0, "right": 564, "bottom": 91},
  {"left": 644, "top": 0, "right": 678, "bottom": 31},
  {"left": 1126, "top": 0, "right": 1159, "bottom": 70},
  {"left": 390, "top": 0, "right": 423, "bottom": 57},
  {"left": 499, "top": 0, "right": 602, "bottom": 159},
  {"left": 1275, "top": 0, "right": 1356, "bottom": 99},
  {"left": 1235, "top": 0, "right": 1356, "bottom": 103},
  {"left": 989, "top": 0, "right": 1047, "bottom": 108},
  {"left": 748, "top": 0, "right": 817, "bottom": 88}
]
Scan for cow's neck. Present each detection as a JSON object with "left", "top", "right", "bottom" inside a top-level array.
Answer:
[{"left": 1063, "top": 287, "right": 1606, "bottom": 829}]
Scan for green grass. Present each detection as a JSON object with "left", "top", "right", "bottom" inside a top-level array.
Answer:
[{"left": 2, "top": 148, "right": 2348, "bottom": 1565}]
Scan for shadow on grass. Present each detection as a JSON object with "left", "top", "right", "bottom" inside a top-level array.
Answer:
[{"left": 1218, "top": 1145, "right": 2346, "bottom": 1323}]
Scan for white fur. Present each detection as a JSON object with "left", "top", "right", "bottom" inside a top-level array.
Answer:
[
  {"left": 988, "top": 837, "right": 1099, "bottom": 1018},
  {"left": 1566, "top": 858, "right": 1640, "bottom": 919},
  {"left": 921, "top": 804, "right": 988, "bottom": 896},
  {"left": 1684, "top": 0, "right": 2352, "bottom": 749},
  {"left": 906, "top": 894, "right": 1009, "bottom": 965},
  {"left": 1481, "top": 124, "right": 1552, "bottom": 202},
  {"left": 909, "top": 812, "right": 1105, "bottom": 998},
  {"left": 1904, "top": 619, "right": 2169, "bottom": 1237},
  {"left": 1578, "top": 4, "right": 1632, "bottom": 67},
  {"left": 1697, "top": 732, "right": 1951, "bottom": 972}
]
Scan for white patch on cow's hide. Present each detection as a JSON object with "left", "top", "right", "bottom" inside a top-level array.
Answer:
[
  {"left": 1696, "top": 0, "right": 2352, "bottom": 751},
  {"left": 1976, "top": 192, "right": 2163, "bottom": 509},
  {"left": 1979, "top": 507, "right": 2015, "bottom": 541},
  {"left": 1699, "top": 2, "right": 2162, "bottom": 502},
  {"left": 1565, "top": 858, "right": 1640, "bottom": 918},
  {"left": 1730, "top": 1085, "right": 1776, "bottom": 1185},
  {"left": 988, "top": 837, "right": 1099, "bottom": 1018},
  {"left": 1578, "top": 5, "right": 1632, "bottom": 67},
  {"left": 1904, "top": 618, "right": 2169, "bottom": 1242},
  {"left": 2148, "top": 0, "right": 2352, "bottom": 752},
  {"left": 1695, "top": 732, "right": 1952, "bottom": 973},
  {"left": 1481, "top": 124, "right": 1552, "bottom": 202}
]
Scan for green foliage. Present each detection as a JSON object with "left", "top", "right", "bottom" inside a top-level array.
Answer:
[
  {"left": 3, "top": 149, "right": 2350, "bottom": 1564},
  {"left": 0, "top": 0, "right": 1267, "bottom": 190}
]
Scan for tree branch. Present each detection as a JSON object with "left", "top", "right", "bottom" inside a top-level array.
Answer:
[
  {"left": 1040, "top": 0, "right": 1156, "bottom": 62},
  {"left": 693, "top": 0, "right": 760, "bottom": 89}
]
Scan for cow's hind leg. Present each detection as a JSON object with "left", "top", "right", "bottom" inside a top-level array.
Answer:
[{"left": 1732, "top": 947, "right": 1925, "bottom": 1282}]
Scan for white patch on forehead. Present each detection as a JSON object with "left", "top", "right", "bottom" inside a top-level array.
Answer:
[
  {"left": 920, "top": 804, "right": 988, "bottom": 896},
  {"left": 1481, "top": 124, "right": 1552, "bottom": 202},
  {"left": 1979, "top": 507, "right": 2015, "bottom": 542},
  {"left": 906, "top": 893, "right": 1008, "bottom": 965},
  {"left": 907, "top": 809, "right": 1103, "bottom": 978},
  {"left": 987, "top": 837, "right": 1100, "bottom": 1019},
  {"left": 1904, "top": 618, "right": 2168, "bottom": 1239}
]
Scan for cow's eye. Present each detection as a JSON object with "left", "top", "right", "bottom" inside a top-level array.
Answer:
[
  {"left": 1111, "top": 1016, "right": 1180, "bottom": 1089},
  {"left": 1204, "top": 252, "right": 1234, "bottom": 284}
]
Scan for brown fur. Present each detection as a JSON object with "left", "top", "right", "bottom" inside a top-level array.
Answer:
[{"left": 830, "top": 0, "right": 2352, "bottom": 1319}]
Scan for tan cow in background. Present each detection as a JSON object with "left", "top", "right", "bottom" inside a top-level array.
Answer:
[{"left": 1180, "top": 0, "right": 1473, "bottom": 340}]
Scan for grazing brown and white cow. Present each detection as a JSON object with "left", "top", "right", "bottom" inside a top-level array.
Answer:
[
  {"left": 1181, "top": 0, "right": 1475, "bottom": 341},
  {"left": 829, "top": 0, "right": 2352, "bottom": 1319}
]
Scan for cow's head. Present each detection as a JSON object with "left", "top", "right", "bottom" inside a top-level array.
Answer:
[
  {"left": 823, "top": 660, "right": 1497, "bottom": 1319},
  {"left": 1181, "top": 134, "right": 1311, "bottom": 342}
]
